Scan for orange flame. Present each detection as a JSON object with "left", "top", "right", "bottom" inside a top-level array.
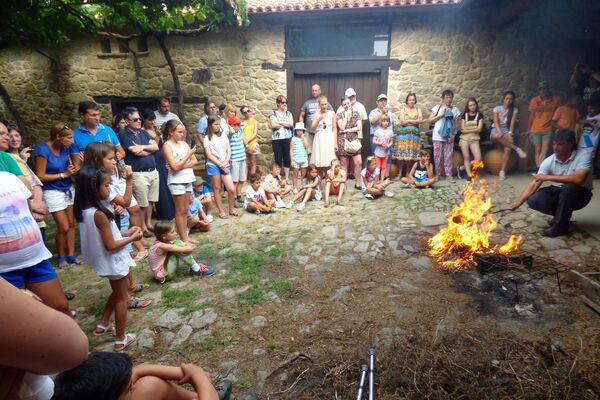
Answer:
[{"left": 427, "top": 162, "right": 521, "bottom": 269}]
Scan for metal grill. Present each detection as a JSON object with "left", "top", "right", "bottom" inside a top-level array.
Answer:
[{"left": 474, "top": 250, "right": 573, "bottom": 302}]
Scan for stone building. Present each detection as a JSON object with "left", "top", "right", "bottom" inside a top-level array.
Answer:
[{"left": 0, "top": 0, "right": 598, "bottom": 169}]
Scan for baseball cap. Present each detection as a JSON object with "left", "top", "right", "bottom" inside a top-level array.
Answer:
[
  {"left": 228, "top": 116, "right": 241, "bottom": 126},
  {"left": 193, "top": 176, "right": 204, "bottom": 186},
  {"left": 377, "top": 93, "right": 388, "bottom": 101},
  {"left": 345, "top": 88, "right": 357, "bottom": 97}
]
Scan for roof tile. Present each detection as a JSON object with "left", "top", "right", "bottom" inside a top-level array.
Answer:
[{"left": 247, "top": 0, "right": 461, "bottom": 13}]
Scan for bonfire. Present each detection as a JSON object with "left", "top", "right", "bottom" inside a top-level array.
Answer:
[{"left": 428, "top": 161, "right": 521, "bottom": 269}]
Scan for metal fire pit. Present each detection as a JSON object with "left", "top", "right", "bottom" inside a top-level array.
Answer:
[{"left": 474, "top": 250, "right": 572, "bottom": 302}]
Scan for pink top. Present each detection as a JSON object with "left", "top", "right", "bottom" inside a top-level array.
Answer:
[{"left": 148, "top": 241, "right": 167, "bottom": 282}]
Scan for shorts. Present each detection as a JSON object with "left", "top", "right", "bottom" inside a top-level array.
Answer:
[
  {"left": 490, "top": 127, "right": 510, "bottom": 139},
  {"left": 529, "top": 131, "right": 552, "bottom": 145},
  {"left": 168, "top": 182, "right": 193, "bottom": 196},
  {"left": 1, "top": 259, "right": 57, "bottom": 289},
  {"left": 459, "top": 133, "right": 481, "bottom": 146},
  {"left": 230, "top": 160, "right": 247, "bottom": 182},
  {"left": 43, "top": 186, "right": 74, "bottom": 213},
  {"left": 132, "top": 170, "right": 159, "bottom": 207},
  {"left": 206, "top": 163, "right": 230, "bottom": 177},
  {"left": 292, "top": 160, "right": 308, "bottom": 169}
]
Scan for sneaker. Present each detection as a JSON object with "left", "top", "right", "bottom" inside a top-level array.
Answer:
[
  {"left": 206, "top": 214, "right": 214, "bottom": 223},
  {"left": 364, "top": 193, "right": 374, "bottom": 200},
  {"left": 499, "top": 170, "right": 506, "bottom": 180},
  {"left": 254, "top": 210, "right": 261, "bottom": 215},
  {"left": 286, "top": 201, "right": 294, "bottom": 209},
  {"left": 384, "top": 190, "right": 394, "bottom": 197},
  {"left": 456, "top": 165, "right": 465, "bottom": 180},
  {"left": 190, "top": 264, "right": 215, "bottom": 277},
  {"left": 293, "top": 188, "right": 298, "bottom": 194},
  {"left": 296, "top": 202, "right": 305, "bottom": 212},
  {"left": 515, "top": 147, "right": 527, "bottom": 159},
  {"left": 275, "top": 199, "right": 285, "bottom": 208}
]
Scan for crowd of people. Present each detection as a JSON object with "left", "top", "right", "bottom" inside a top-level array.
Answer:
[{"left": 1, "top": 62, "right": 599, "bottom": 399}]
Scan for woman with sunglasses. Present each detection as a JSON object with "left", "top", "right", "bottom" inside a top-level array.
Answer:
[
  {"left": 240, "top": 105, "right": 259, "bottom": 175},
  {"left": 268, "top": 95, "right": 294, "bottom": 182},
  {"left": 34, "top": 123, "right": 80, "bottom": 269}
]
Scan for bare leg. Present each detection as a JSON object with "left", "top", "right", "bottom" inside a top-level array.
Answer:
[
  {"left": 324, "top": 182, "right": 331, "bottom": 205},
  {"left": 172, "top": 194, "right": 189, "bottom": 242},
  {"left": 302, "top": 187, "right": 313, "bottom": 203},
  {"left": 501, "top": 146, "right": 512, "bottom": 173},
  {"left": 337, "top": 183, "right": 346, "bottom": 203},
  {"left": 221, "top": 175, "right": 237, "bottom": 214},
  {"left": 51, "top": 210, "right": 69, "bottom": 258},
  {"left": 538, "top": 140, "right": 550, "bottom": 167},
  {"left": 460, "top": 143, "right": 472, "bottom": 177},
  {"left": 109, "top": 276, "right": 130, "bottom": 340},
  {"left": 27, "top": 278, "right": 70, "bottom": 316},
  {"left": 353, "top": 154, "right": 362, "bottom": 187},
  {"left": 211, "top": 175, "right": 225, "bottom": 217},
  {"left": 65, "top": 206, "right": 75, "bottom": 256}
]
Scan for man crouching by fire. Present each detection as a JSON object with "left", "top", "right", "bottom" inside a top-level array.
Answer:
[{"left": 508, "top": 129, "right": 593, "bottom": 237}]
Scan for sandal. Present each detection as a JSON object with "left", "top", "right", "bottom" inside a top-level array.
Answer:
[
  {"left": 133, "top": 250, "right": 148, "bottom": 263},
  {"left": 219, "top": 213, "right": 228, "bottom": 219},
  {"left": 94, "top": 324, "right": 115, "bottom": 336},
  {"left": 114, "top": 333, "right": 137, "bottom": 352},
  {"left": 128, "top": 297, "right": 152, "bottom": 309},
  {"left": 57, "top": 256, "right": 70, "bottom": 269},
  {"left": 229, "top": 210, "right": 240, "bottom": 217},
  {"left": 128, "top": 283, "right": 149, "bottom": 294},
  {"left": 66, "top": 255, "right": 83, "bottom": 265}
]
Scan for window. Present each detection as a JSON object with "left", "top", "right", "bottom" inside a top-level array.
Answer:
[
  {"left": 288, "top": 25, "right": 390, "bottom": 59},
  {"left": 97, "top": 36, "right": 149, "bottom": 56}
]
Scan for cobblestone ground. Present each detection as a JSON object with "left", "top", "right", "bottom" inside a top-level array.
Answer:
[{"left": 58, "top": 175, "right": 600, "bottom": 398}]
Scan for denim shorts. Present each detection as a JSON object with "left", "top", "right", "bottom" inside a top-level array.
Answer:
[
  {"left": 206, "top": 163, "right": 230, "bottom": 177},
  {"left": 168, "top": 182, "right": 192, "bottom": 196},
  {"left": 1, "top": 259, "right": 57, "bottom": 289}
]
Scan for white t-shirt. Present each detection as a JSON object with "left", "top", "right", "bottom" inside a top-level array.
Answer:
[
  {"left": 374, "top": 128, "right": 394, "bottom": 157},
  {"left": 360, "top": 167, "right": 380, "bottom": 190},
  {"left": 154, "top": 111, "right": 181, "bottom": 129},
  {"left": 0, "top": 172, "right": 52, "bottom": 273},
  {"left": 430, "top": 105, "right": 460, "bottom": 141},
  {"left": 337, "top": 101, "right": 368, "bottom": 138},
  {"left": 263, "top": 174, "right": 281, "bottom": 190},
  {"left": 109, "top": 173, "right": 138, "bottom": 207},
  {"left": 578, "top": 113, "right": 600, "bottom": 155},
  {"left": 203, "top": 133, "right": 229, "bottom": 166},
  {"left": 492, "top": 105, "right": 518, "bottom": 130},
  {"left": 245, "top": 186, "right": 266, "bottom": 207}
]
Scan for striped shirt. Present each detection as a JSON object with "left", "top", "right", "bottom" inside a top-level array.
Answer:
[
  {"left": 229, "top": 129, "right": 246, "bottom": 162},
  {"left": 291, "top": 136, "right": 308, "bottom": 164}
]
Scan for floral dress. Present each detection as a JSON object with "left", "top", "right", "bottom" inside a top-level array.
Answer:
[{"left": 336, "top": 108, "right": 360, "bottom": 157}]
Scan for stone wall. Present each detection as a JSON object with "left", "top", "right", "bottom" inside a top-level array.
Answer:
[{"left": 0, "top": 0, "right": 597, "bottom": 160}]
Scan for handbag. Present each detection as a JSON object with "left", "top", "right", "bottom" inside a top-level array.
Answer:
[{"left": 344, "top": 138, "right": 362, "bottom": 154}]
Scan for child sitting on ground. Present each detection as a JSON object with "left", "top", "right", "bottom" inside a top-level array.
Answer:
[
  {"left": 51, "top": 351, "right": 219, "bottom": 400},
  {"left": 286, "top": 164, "right": 321, "bottom": 212},
  {"left": 401, "top": 150, "right": 436, "bottom": 189},
  {"left": 263, "top": 163, "right": 291, "bottom": 208},
  {"left": 290, "top": 122, "right": 309, "bottom": 194},
  {"left": 228, "top": 116, "right": 247, "bottom": 206},
  {"left": 192, "top": 176, "right": 213, "bottom": 222},
  {"left": 187, "top": 195, "right": 210, "bottom": 232},
  {"left": 361, "top": 156, "right": 393, "bottom": 199},
  {"left": 148, "top": 220, "right": 214, "bottom": 284},
  {"left": 372, "top": 114, "right": 394, "bottom": 179},
  {"left": 245, "top": 173, "right": 275, "bottom": 214},
  {"left": 324, "top": 159, "right": 347, "bottom": 207}
]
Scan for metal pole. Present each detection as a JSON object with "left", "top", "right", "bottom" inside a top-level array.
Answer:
[
  {"left": 368, "top": 349, "right": 376, "bottom": 400},
  {"left": 356, "top": 364, "right": 368, "bottom": 400}
]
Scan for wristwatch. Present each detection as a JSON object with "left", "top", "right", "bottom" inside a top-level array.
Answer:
[{"left": 60, "top": 172, "right": 65, "bottom": 179}]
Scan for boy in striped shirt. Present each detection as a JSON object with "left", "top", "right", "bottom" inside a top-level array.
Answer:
[{"left": 228, "top": 116, "right": 247, "bottom": 205}]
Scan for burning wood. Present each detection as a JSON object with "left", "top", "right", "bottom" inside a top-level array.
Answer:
[{"left": 428, "top": 161, "right": 522, "bottom": 269}]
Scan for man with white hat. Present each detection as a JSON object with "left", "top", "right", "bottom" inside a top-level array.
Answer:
[
  {"left": 337, "top": 88, "right": 368, "bottom": 179},
  {"left": 369, "top": 93, "right": 395, "bottom": 156}
]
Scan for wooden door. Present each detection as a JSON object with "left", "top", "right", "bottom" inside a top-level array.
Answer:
[{"left": 289, "top": 72, "right": 382, "bottom": 160}]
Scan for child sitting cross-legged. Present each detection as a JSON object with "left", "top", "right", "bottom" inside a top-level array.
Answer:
[
  {"left": 51, "top": 351, "right": 220, "bottom": 400},
  {"left": 286, "top": 164, "right": 321, "bottom": 212},
  {"left": 245, "top": 173, "right": 275, "bottom": 214},
  {"left": 401, "top": 149, "right": 436, "bottom": 189},
  {"left": 324, "top": 158, "right": 347, "bottom": 207},
  {"left": 361, "top": 156, "right": 393, "bottom": 199},
  {"left": 187, "top": 194, "right": 210, "bottom": 232},
  {"left": 263, "top": 163, "right": 291, "bottom": 208},
  {"left": 192, "top": 176, "right": 213, "bottom": 222},
  {"left": 148, "top": 220, "right": 215, "bottom": 284}
]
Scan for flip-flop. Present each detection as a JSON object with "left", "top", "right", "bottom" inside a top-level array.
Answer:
[
  {"left": 66, "top": 255, "right": 83, "bottom": 265},
  {"left": 57, "top": 256, "right": 70, "bottom": 269},
  {"left": 229, "top": 210, "right": 240, "bottom": 217},
  {"left": 128, "top": 297, "right": 152, "bottom": 309},
  {"left": 219, "top": 213, "right": 228, "bottom": 219},
  {"left": 94, "top": 324, "right": 115, "bottom": 336},
  {"left": 128, "top": 283, "right": 149, "bottom": 293},
  {"left": 114, "top": 333, "right": 137, "bottom": 352}
]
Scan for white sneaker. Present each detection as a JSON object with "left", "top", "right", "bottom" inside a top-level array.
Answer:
[
  {"left": 364, "top": 193, "right": 374, "bottom": 200},
  {"left": 296, "top": 202, "right": 305, "bottom": 212},
  {"left": 293, "top": 188, "right": 298, "bottom": 194},
  {"left": 275, "top": 199, "right": 285, "bottom": 208},
  {"left": 515, "top": 147, "right": 527, "bottom": 159},
  {"left": 286, "top": 201, "right": 294, "bottom": 209},
  {"left": 384, "top": 190, "right": 394, "bottom": 197},
  {"left": 499, "top": 170, "right": 506, "bottom": 180},
  {"left": 206, "top": 214, "right": 214, "bottom": 223}
]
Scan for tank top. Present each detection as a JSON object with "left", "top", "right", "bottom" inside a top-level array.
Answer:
[
  {"left": 292, "top": 136, "right": 308, "bottom": 163},
  {"left": 165, "top": 141, "right": 195, "bottom": 185},
  {"left": 148, "top": 241, "right": 168, "bottom": 282},
  {"left": 79, "top": 207, "right": 134, "bottom": 277},
  {"left": 316, "top": 113, "right": 333, "bottom": 133},
  {"left": 414, "top": 162, "right": 429, "bottom": 182}
]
